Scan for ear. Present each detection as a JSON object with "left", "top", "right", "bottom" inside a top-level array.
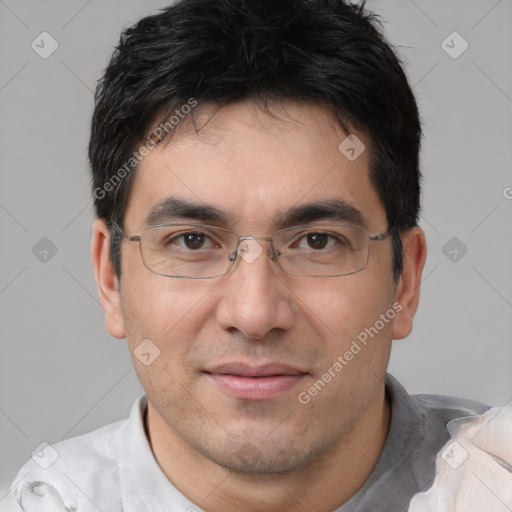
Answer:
[
  {"left": 392, "top": 226, "right": 427, "bottom": 340},
  {"left": 91, "top": 218, "right": 126, "bottom": 339}
]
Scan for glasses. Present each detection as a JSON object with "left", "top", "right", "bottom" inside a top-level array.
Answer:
[{"left": 113, "top": 222, "right": 394, "bottom": 279}]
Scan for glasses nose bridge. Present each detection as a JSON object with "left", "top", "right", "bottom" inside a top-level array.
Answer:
[
  {"left": 231, "top": 235, "right": 279, "bottom": 264},
  {"left": 238, "top": 235, "right": 274, "bottom": 243}
]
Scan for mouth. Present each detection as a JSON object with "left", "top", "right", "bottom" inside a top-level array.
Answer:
[{"left": 203, "top": 363, "right": 308, "bottom": 400}]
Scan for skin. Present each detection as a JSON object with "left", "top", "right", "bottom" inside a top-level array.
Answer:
[{"left": 92, "top": 100, "right": 426, "bottom": 512}]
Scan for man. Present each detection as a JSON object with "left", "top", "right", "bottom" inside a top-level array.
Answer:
[{"left": 6, "top": 0, "right": 512, "bottom": 511}]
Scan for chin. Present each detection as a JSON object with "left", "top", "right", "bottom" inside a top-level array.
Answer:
[{"left": 196, "top": 432, "right": 327, "bottom": 475}]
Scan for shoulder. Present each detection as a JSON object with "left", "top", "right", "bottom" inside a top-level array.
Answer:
[
  {"left": 413, "top": 388, "right": 491, "bottom": 422},
  {"left": 380, "top": 375, "right": 491, "bottom": 487},
  {"left": 9, "top": 420, "right": 124, "bottom": 512},
  {"left": 408, "top": 403, "right": 512, "bottom": 511},
  {"left": 6, "top": 396, "right": 146, "bottom": 512},
  {"left": 387, "top": 374, "right": 491, "bottom": 430}
]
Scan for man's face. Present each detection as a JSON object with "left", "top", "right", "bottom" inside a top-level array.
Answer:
[{"left": 116, "top": 101, "right": 399, "bottom": 473}]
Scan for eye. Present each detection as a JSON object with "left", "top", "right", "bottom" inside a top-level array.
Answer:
[
  {"left": 165, "top": 231, "right": 219, "bottom": 250},
  {"left": 182, "top": 232, "right": 208, "bottom": 250},
  {"left": 295, "top": 232, "right": 342, "bottom": 250}
]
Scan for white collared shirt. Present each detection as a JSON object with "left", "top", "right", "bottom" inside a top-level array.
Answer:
[
  {"left": 5, "top": 396, "right": 202, "bottom": 512},
  {"left": 3, "top": 375, "right": 511, "bottom": 512}
]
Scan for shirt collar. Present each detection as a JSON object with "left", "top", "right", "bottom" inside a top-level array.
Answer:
[
  {"left": 116, "top": 395, "right": 206, "bottom": 512},
  {"left": 334, "top": 373, "right": 442, "bottom": 511},
  {"left": 115, "top": 376, "right": 452, "bottom": 512}
]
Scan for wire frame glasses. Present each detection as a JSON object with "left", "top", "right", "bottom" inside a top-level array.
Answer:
[{"left": 113, "top": 222, "right": 394, "bottom": 279}]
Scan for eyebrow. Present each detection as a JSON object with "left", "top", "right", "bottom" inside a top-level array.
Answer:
[
  {"left": 143, "top": 197, "right": 367, "bottom": 229},
  {"left": 274, "top": 200, "right": 367, "bottom": 228},
  {"left": 144, "top": 197, "right": 229, "bottom": 226}
]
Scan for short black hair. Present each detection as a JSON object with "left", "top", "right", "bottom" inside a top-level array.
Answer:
[{"left": 89, "top": 0, "right": 422, "bottom": 280}]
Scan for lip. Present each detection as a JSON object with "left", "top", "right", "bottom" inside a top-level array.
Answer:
[{"left": 204, "top": 363, "right": 308, "bottom": 400}]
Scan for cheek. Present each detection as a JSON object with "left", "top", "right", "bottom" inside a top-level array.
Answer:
[
  {"left": 292, "top": 275, "right": 395, "bottom": 415},
  {"left": 120, "top": 247, "right": 214, "bottom": 332},
  {"left": 290, "top": 270, "right": 396, "bottom": 369},
  {"left": 119, "top": 269, "right": 218, "bottom": 375}
]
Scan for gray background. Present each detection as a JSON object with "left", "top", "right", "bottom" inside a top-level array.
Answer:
[{"left": 1, "top": 0, "right": 511, "bottom": 499}]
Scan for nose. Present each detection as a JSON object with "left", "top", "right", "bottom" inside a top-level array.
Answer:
[{"left": 215, "top": 238, "right": 296, "bottom": 339}]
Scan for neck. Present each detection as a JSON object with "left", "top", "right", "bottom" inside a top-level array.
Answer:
[{"left": 146, "top": 388, "right": 390, "bottom": 512}]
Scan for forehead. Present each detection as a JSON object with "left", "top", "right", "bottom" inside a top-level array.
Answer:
[{"left": 124, "top": 101, "right": 386, "bottom": 232}]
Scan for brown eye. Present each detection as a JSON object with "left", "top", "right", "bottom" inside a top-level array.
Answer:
[
  {"left": 162, "top": 231, "right": 217, "bottom": 251},
  {"left": 183, "top": 233, "right": 206, "bottom": 250},
  {"left": 306, "top": 233, "right": 329, "bottom": 250}
]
